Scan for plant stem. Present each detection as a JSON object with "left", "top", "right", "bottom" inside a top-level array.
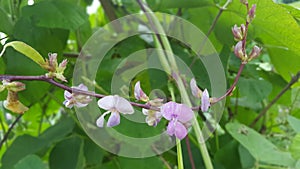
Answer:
[
  {"left": 250, "top": 71, "right": 300, "bottom": 127},
  {"left": 176, "top": 138, "right": 184, "bottom": 169},
  {"left": 185, "top": 136, "right": 196, "bottom": 169},
  {"left": 136, "top": 1, "right": 214, "bottom": 168},
  {"left": 0, "top": 114, "right": 23, "bottom": 149}
]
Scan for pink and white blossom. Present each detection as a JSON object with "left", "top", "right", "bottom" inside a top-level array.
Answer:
[
  {"left": 96, "top": 95, "right": 134, "bottom": 127},
  {"left": 63, "top": 84, "right": 92, "bottom": 108}
]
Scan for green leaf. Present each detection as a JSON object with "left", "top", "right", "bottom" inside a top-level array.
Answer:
[
  {"left": 214, "top": 140, "right": 242, "bottom": 169},
  {"left": 290, "top": 134, "right": 300, "bottom": 160},
  {"left": 252, "top": 0, "right": 300, "bottom": 83},
  {"left": 14, "top": 154, "right": 47, "bottom": 169},
  {"left": 83, "top": 139, "right": 105, "bottom": 168},
  {"left": 287, "top": 115, "right": 300, "bottom": 133},
  {"left": 238, "top": 145, "right": 255, "bottom": 169},
  {"left": 0, "top": 41, "right": 46, "bottom": 68},
  {"left": 39, "top": 116, "right": 75, "bottom": 144},
  {"left": 22, "top": 0, "right": 88, "bottom": 30},
  {"left": 117, "top": 156, "right": 164, "bottom": 169},
  {"left": 49, "top": 136, "right": 85, "bottom": 169},
  {"left": 237, "top": 77, "right": 272, "bottom": 105},
  {"left": 1, "top": 135, "right": 48, "bottom": 169},
  {"left": 0, "top": 7, "right": 13, "bottom": 35},
  {"left": 226, "top": 122, "right": 296, "bottom": 167}
]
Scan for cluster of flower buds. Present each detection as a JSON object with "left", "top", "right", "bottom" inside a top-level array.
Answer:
[
  {"left": 1, "top": 80, "right": 28, "bottom": 114},
  {"left": 232, "top": 2, "right": 261, "bottom": 63},
  {"left": 45, "top": 53, "right": 68, "bottom": 82}
]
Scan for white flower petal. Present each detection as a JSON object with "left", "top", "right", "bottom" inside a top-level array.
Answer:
[
  {"left": 107, "top": 111, "right": 120, "bottom": 127},
  {"left": 97, "top": 95, "right": 115, "bottom": 110},
  {"left": 96, "top": 111, "right": 110, "bottom": 127},
  {"left": 114, "top": 95, "right": 134, "bottom": 114}
]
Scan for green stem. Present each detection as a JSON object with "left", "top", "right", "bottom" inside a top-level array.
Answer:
[
  {"left": 176, "top": 139, "right": 184, "bottom": 169},
  {"left": 169, "top": 82, "right": 184, "bottom": 169},
  {"left": 137, "top": 1, "right": 214, "bottom": 168}
]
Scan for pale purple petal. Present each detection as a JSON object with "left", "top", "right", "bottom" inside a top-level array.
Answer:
[
  {"left": 174, "top": 122, "right": 188, "bottom": 140},
  {"left": 161, "top": 101, "right": 177, "bottom": 120},
  {"left": 114, "top": 95, "right": 134, "bottom": 114},
  {"left": 190, "top": 78, "right": 202, "bottom": 98},
  {"left": 96, "top": 111, "right": 111, "bottom": 127},
  {"left": 75, "top": 102, "right": 89, "bottom": 108},
  {"left": 75, "top": 83, "right": 88, "bottom": 91},
  {"left": 134, "top": 81, "right": 149, "bottom": 102},
  {"left": 166, "top": 120, "right": 176, "bottom": 136},
  {"left": 64, "top": 90, "right": 72, "bottom": 100},
  {"left": 97, "top": 95, "right": 115, "bottom": 110},
  {"left": 107, "top": 111, "right": 120, "bottom": 127},
  {"left": 63, "top": 100, "right": 73, "bottom": 108},
  {"left": 201, "top": 89, "right": 210, "bottom": 112},
  {"left": 177, "top": 104, "right": 194, "bottom": 123},
  {"left": 142, "top": 108, "right": 148, "bottom": 115}
]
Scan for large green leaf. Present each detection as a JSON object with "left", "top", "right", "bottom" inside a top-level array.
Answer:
[
  {"left": 237, "top": 77, "right": 272, "bottom": 106},
  {"left": 0, "top": 8, "right": 13, "bottom": 35},
  {"left": 214, "top": 140, "right": 242, "bottom": 169},
  {"left": 117, "top": 156, "right": 164, "bottom": 169},
  {"left": 251, "top": 0, "right": 300, "bottom": 83},
  {"left": 287, "top": 115, "right": 300, "bottom": 133},
  {"left": 290, "top": 134, "right": 300, "bottom": 160},
  {"left": 226, "top": 122, "right": 296, "bottom": 167},
  {"left": 14, "top": 154, "right": 47, "bottom": 169},
  {"left": 22, "top": 0, "right": 88, "bottom": 30},
  {"left": 49, "top": 136, "right": 85, "bottom": 169},
  {"left": 1, "top": 135, "right": 47, "bottom": 169}
]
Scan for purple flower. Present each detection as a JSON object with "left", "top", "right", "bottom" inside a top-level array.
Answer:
[
  {"left": 134, "top": 81, "right": 149, "bottom": 102},
  {"left": 201, "top": 89, "right": 210, "bottom": 112},
  {"left": 96, "top": 95, "right": 134, "bottom": 127},
  {"left": 63, "top": 84, "right": 92, "bottom": 108},
  {"left": 161, "top": 102, "right": 194, "bottom": 140},
  {"left": 142, "top": 108, "right": 162, "bottom": 126},
  {"left": 190, "top": 78, "right": 202, "bottom": 98}
]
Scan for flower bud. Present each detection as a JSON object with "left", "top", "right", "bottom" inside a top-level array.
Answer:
[
  {"left": 190, "top": 78, "right": 202, "bottom": 98},
  {"left": 247, "top": 4, "right": 256, "bottom": 22},
  {"left": 234, "top": 41, "right": 245, "bottom": 60},
  {"left": 201, "top": 89, "right": 210, "bottom": 112},
  {"left": 148, "top": 98, "right": 164, "bottom": 107},
  {"left": 240, "top": 0, "right": 248, "bottom": 5},
  {"left": 47, "top": 53, "right": 58, "bottom": 72},
  {"left": 3, "top": 81, "right": 26, "bottom": 92},
  {"left": 232, "top": 24, "right": 243, "bottom": 41},
  {"left": 249, "top": 45, "right": 262, "bottom": 60},
  {"left": 0, "top": 85, "right": 5, "bottom": 92},
  {"left": 4, "top": 90, "right": 29, "bottom": 114},
  {"left": 134, "top": 81, "right": 149, "bottom": 102}
]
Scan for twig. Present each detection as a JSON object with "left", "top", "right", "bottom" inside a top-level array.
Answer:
[
  {"left": 98, "top": 0, "right": 122, "bottom": 33},
  {"left": 250, "top": 71, "right": 300, "bottom": 127},
  {"left": 190, "top": 0, "right": 232, "bottom": 68},
  {"left": 0, "top": 75, "right": 157, "bottom": 111},
  {"left": 211, "top": 62, "right": 246, "bottom": 104},
  {"left": 0, "top": 114, "right": 23, "bottom": 149},
  {"left": 185, "top": 136, "right": 196, "bottom": 169}
]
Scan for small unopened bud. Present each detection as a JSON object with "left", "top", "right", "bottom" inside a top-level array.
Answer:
[
  {"left": 247, "top": 4, "right": 256, "bottom": 22},
  {"left": 134, "top": 81, "right": 149, "bottom": 102},
  {"left": 4, "top": 90, "right": 29, "bottom": 114},
  {"left": 48, "top": 53, "right": 58, "bottom": 72},
  {"left": 240, "top": 0, "right": 248, "bottom": 5},
  {"left": 148, "top": 98, "right": 164, "bottom": 107},
  {"left": 249, "top": 45, "right": 262, "bottom": 60},
  {"left": 190, "top": 78, "right": 202, "bottom": 98},
  {"left": 232, "top": 24, "right": 245, "bottom": 41},
  {"left": 234, "top": 41, "right": 245, "bottom": 59},
  {"left": 3, "top": 81, "right": 26, "bottom": 92}
]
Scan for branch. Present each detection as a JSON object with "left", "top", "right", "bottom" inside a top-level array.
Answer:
[
  {"left": 185, "top": 136, "right": 196, "bottom": 169},
  {"left": 0, "top": 75, "right": 157, "bottom": 111},
  {"left": 250, "top": 71, "right": 300, "bottom": 127},
  {"left": 0, "top": 114, "right": 23, "bottom": 150},
  {"left": 190, "top": 0, "right": 232, "bottom": 68},
  {"left": 98, "top": 0, "right": 122, "bottom": 33}
]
